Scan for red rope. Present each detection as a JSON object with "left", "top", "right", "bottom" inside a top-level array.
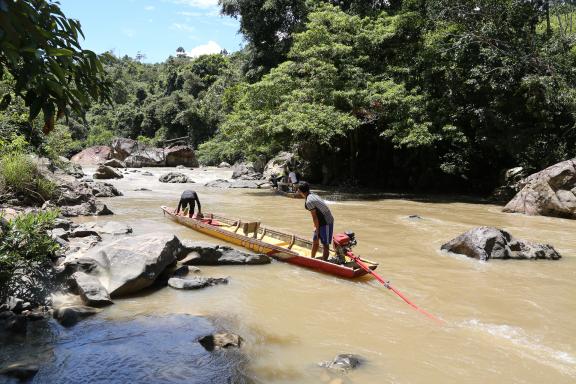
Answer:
[{"left": 347, "top": 252, "right": 444, "bottom": 324}]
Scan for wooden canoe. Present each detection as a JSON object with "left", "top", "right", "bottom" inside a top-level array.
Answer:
[{"left": 161, "top": 206, "right": 377, "bottom": 278}]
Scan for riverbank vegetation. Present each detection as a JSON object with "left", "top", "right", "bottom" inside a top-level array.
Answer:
[{"left": 2, "top": 1, "right": 576, "bottom": 194}]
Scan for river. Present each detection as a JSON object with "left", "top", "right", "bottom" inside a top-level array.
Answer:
[{"left": 35, "top": 167, "right": 576, "bottom": 383}]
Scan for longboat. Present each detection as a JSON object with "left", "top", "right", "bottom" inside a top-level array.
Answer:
[{"left": 161, "top": 206, "right": 377, "bottom": 278}]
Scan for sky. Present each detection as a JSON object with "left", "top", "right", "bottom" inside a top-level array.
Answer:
[{"left": 58, "top": 0, "right": 244, "bottom": 63}]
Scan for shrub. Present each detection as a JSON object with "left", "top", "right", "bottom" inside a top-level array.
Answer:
[
  {"left": 0, "top": 210, "right": 60, "bottom": 304},
  {"left": 0, "top": 150, "right": 57, "bottom": 203}
]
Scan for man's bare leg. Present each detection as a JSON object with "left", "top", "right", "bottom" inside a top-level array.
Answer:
[{"left": 311, "top": 239, "right": 319, "bottom": 258}]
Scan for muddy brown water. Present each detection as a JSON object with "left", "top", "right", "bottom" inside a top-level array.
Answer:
[{"left": 45, "top": 167, "right": 576, "bottom": 382}]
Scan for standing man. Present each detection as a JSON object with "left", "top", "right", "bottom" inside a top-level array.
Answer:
[
  {"left": 176, "top": 190, "right": 202, "bottom": 218},
  {"left": 297, "top": 182, "right": 334, "bottom": 260}
]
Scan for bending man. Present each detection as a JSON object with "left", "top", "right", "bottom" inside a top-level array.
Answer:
[
  {"left": 297, "top": 182, "right": 334, "bottom": 260},
  {"left": 176, "top": 189, "right": 202, "bottom": 218}
]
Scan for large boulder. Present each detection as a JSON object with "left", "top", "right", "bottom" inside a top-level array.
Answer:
[
  {"left": 441, "top": 227, "right": 562, "bottom": 261},
  {"left": 70, "top": 146, "right": 111, "bottom": 165},
  {"left": 263, "top": 151, "right": 294, "bottom": 180},
  {"left": 110, "top": 138, "right": 138, "bottom": 161},
  {"left": 503, "top": 159, "right": 576, "bottom": 219},
  {"left": 124, "top": 147, "right": 166, "bottom": 167},
  {"left": 71, "top": 272, "right": 113, "bottom": 307},
  {"left": 180, "top": 241, "right": 271, "bottom": 265},
  {"left": 69, "top": 234, "right": 186, "bottom": 297},
  {"left": 78, "top": 221, "right": 133, "bottom": 236},
  {"left": 93, "top": 165, "right": 123, "bottom": 179},
  {"left": 198, "top": 332, "right": 242, "bottom": 352},
  {"left": 159, "top": 172, "right": 190, "bottom": 183},
  {"left": 165, "top": 145, "right": 199, "bottom": 167},
  {"left": 231, "top": 161, "right": 262, "bottom": 180}
]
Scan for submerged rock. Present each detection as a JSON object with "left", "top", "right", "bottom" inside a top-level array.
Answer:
[
  {"left": 0, "top": 362, "right": 39, "bottom": 381},
  {"left": 198, "top": 332, "right": 243, "bottom": 352},
  {"left": 168, "top": 276, "right": 228, "bottom": 290},
  {"left": 53, "top": 305, "right": 99, "bottom": 327},
  {"left": 319, "top": 354, "right": 365, "bottom": 373},
  {"left": 441, "top": 226, "right": 562, "bottom": 261}
]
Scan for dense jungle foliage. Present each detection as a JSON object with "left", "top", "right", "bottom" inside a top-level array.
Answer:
[{"left": 2, "top": 0, "right": 576, "bottom": 193}]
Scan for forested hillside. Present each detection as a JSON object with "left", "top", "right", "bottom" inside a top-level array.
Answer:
[{"left": 3, "top": 0, "right": 576, "bottom": 193}]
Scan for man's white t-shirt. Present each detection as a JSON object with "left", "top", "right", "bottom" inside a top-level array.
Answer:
[{"left": 288, "top": 171, "right": 298, "bottom": 184}]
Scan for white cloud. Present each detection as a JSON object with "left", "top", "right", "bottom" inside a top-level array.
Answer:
[
  {"left": 144, "top": 5, "right": 155, "bottom": 11},
  {"left": 186, "top": 41, "right": 222, "bottom": 57},
  {"left": 168, "top": 0, "right": 219, "bottom": 9},
  {"left": 171, "top": 22, "right": 195, "bottom": 32},
  {"left": 122, "top": 28, "right": 136, "bottom": 38}
]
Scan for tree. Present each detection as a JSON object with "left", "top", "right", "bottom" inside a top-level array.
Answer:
[{"left": 0, "top": 0, "right": 111, "bottom": 133}]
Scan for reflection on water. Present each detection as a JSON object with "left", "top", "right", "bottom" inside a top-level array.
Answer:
[
  {"left": 4, "top": 166, "right": 574, "bottom": 384},
  {"left": 33, "top": 315, "right": 247, "bottom": 384}
]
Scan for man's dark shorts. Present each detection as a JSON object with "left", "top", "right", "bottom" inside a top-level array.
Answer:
[{"left": 313, "top": 223, "right": 334, "bottom": 245}]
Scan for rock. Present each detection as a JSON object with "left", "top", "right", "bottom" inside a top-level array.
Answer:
[
  {"left": 180, "top": 241, "right": 271, "bottom": 265},
  {"left": 168, "top": 276, "right": 228, "bottom": 290},
  {"left": 6, "top": 297, "right": 24, "bottom": 314},
  {"left": 231, "top": 161, "right": 262, "bottom": 180},
  {"left": 503, "top": 159, "right": 576, "bottom": 219},
  {"left": 159, "top": 172, "right": 190, "bottom": 183},
  {"left": 198, "top": 332, "right": 242, "bottom": 351},
  {"left": 125, "top": 147, "right": 166, "bottom": 167},
  {"left": 70, "top": 146, "right": 111, "bottom": 165},
  {"left": 142, "top": 171, "right": 154, "bottom": 176},
  {"left": 218, "top": 162, "right": 231, "bottom": 168},
  {"left": 407, "top": 215, "right": 423, "bottom": 220},
  {"left": 134, "top": 188, "right": 151, "bottom": 191},
  {"left": 441, "top": 226, "right": 562, "bottom": 261},
  {"left": 93, "top": 165, "right": 123, "bottom": 179},
  {"left": 78, "top": 221, "right": 133, "bottom": 236},
  {"left": 165, "top": 145, "right": 199, "bottom": 167},
  {"left": 58, "top": 156, "right": 85, "bottom": 178},
  {"left": 66, "top": 236, "right": 102, "bottom": 256},
  {"left": 104, "top": 159, "right": 127, "bottom": 168},
  {"left": 319, "top": 354, "right": 364, "bottom": 373},
  {"left": 59, "top": 199, "right": 113, "bottom": 217},
  {"left": 172, "top": 265, "right": 200, "bottom": 277},
  {"left": 0, "top": 362, "right": 39, "bottom": 381},
  {"left": 71, "top": 272, "right": 113, "bottom": 307},
  {"left": 204, "top": 179, "right": 231, "bottom": 188},
  {"left": 76, "top": 234, "right": 186, "bottom": 297},
  {"left": 69, "top": 226, "right": 102, "bottom": 239},
  {"left": 263, "top": 151, "right": 294, "bottom": 180},
  {"left": 110, "top": 138, "right": 138, "bottom": 161},
  {"left": 53, "top": 305, "right": 99, "bottom": 327},
  {"left": 4, "top": 313, "right": 27, "bottom": 334},
  {"left": 61, "top": 256, "right": 101, "bottom": 275},
  {"left": 204, "top": 179, "right": 268, "bottom": 189}
]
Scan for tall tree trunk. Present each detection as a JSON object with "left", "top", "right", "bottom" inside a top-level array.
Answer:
[{"left": 546, "top": 0, "right": 552, "bottom": 36}]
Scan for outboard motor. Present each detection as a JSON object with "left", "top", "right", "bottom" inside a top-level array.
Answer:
[{"left": 332, "top": 231, "right": 357, "bottom": 264}]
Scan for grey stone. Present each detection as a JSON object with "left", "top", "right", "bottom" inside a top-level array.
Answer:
[
  {"left": 441, "top": 226, "right": 562, "bottom": 261},
  {"left": 159, "top": 172, "right": 190, "bottom": 183},
  {"left": 71, "top": 272, "right": 113, "bottom": 307},
  {"left": 104, "top": 159, "right": 127, "bottom": 168},
  {"left": 168, "top": 276, "right": 228, "bottom": 290},
  {"left": 93, "top": 165, "right": 123, "bottom": 179},
  {"left": 198, "top": 332, "right": 242, "bottom": 351},
  {"left": 319, "top": 354, "right": 365, "bottom": 373},
  {"left": 0, "top": 362, "right": 39, "bottom": 381},
  {"left": 53, "top": 305, "right": 99, "bottom": 327},
  {"left": 78, "top": 234, "right": 186, "bottom": 297},
  {"left": 180, "top": 241, "right": 271, "bottom": 265}
]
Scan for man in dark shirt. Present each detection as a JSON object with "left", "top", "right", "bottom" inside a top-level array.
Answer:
[
  {"left": 297, "top": 182, "right": 334, "bottom": 260},
  {"left": 176, "top": 190, "right": 202, "bottom": 218}
]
